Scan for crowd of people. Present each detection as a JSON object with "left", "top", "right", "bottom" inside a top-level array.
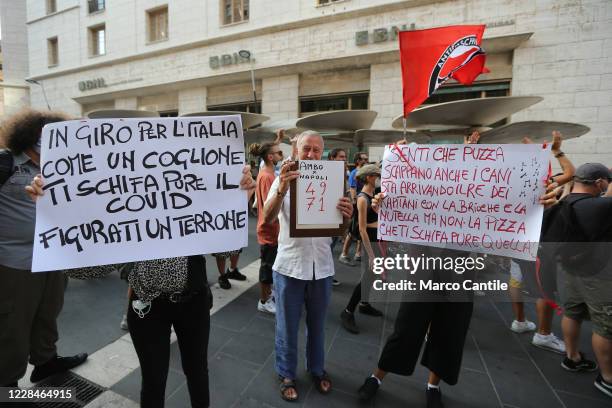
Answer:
[{"left": 1, "top": 108, "right": 611, "bottom": 408}]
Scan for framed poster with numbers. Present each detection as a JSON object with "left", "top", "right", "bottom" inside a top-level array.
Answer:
[{"left": 289, "top": 160, "right": 347, "bottom": 237}]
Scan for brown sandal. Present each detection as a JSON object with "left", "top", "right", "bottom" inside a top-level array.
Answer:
[
  {"left": 312, "top": 371, "right": 332, "bottom": 394},
  {"left": 279, "top": 377, "right": 298, "bottom": 402}
]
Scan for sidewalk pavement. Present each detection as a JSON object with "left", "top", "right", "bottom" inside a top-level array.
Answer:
[{"left": 18, "top": 218, "right": 610, "bottom": 408}]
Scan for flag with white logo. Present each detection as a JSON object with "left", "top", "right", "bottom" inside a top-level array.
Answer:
[{"left": 399, "top": 25, "right": 489, "bottom": 117}]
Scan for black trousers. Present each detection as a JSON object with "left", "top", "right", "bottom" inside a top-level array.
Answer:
[
  {"left": 128, "top": 292, "right": 210, "bottom": 408},
  {"left": 378, "top": 301, "right": 473, "bottom": 385},
  {"left": 0, "top": 265, "right": 66, "bottom": 385}
]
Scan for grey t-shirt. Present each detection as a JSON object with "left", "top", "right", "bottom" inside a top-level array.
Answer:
[{"left": 0, "top": 153, "right": 37, "bottom": 270}]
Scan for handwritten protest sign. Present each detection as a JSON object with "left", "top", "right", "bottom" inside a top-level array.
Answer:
[
  {"left": 289, "top": 160, "right": 345, "bottom": 237},
  {"left": 32, "top": 116, "right": 248, "bottom": 272},
  {"left": 297, "top": 160, "right": 344, "bottom": 225},
  {"left": 379, "top": 144, "right": 551, "bottom": 260}
]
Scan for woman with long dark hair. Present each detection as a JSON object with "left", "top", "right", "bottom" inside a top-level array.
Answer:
[{"left": 27, "top": 167, "right": 256, "bottom": 408}]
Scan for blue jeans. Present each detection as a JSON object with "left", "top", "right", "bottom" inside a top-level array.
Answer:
[{"left": 273, "top": 271, "right": 332, "bottom": 380}]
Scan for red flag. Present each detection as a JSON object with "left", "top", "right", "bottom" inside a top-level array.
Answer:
[{"left": 399, "top": 25, "right": 489, "bottom": 118}]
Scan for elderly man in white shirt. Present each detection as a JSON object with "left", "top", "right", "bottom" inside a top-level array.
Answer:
[{"left": 263, "top": 130, "right": 353, "bottom": 402}]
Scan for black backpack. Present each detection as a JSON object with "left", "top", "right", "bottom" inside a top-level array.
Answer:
[
  {"left": 0, "top": 149, "right": 15, "bottom": 187},
  {"left": 540, "top": 195, "right": 605, "bottom": 273}
]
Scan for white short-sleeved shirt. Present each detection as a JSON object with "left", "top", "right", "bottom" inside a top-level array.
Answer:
[{"left": 265, "top": 176, "right": 334, "bottom": 280}]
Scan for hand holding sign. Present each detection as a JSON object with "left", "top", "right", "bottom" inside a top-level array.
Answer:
[
  {"left": 278, "top": 160, "right": 300, "bottom": 195},
  {"left": 336, "top": 196, "right": 353, "bottom": 219}
]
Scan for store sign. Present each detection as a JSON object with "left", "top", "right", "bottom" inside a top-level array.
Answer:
[
  {"left": 355, "top": 19, "right": 515, "bottom": 46},
  {"left": 210, "top": 50, "right": 253, "bottom": 69},
  {"left": 355, "top": 24, "right": 416, "bottom": 46},
  {"left": 78, "top": 78, "right": 107, "bottom": 92}
]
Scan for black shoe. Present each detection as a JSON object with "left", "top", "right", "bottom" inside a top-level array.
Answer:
[
  {"left": 561, "top": 352, "right": 598, "bottom": 372},
  {"left": 30, "top": 353, "right": 88, "bottom": 383},
  {"left": 595, "top": 373, "right": 612, "bottom": 398},
  {"left": 358, "top": 376, "right": 380, "bottom": 401},
  {"left": 226, "top": 268, "right": 247, "bottom": 281},
  {"left": 359, "top": 302, "right": 383, "bottom": 317},
  {"left": 426, "top": 387, "right": 444, "bottom": 408},
  {"left": 218, "top": 274, "right": 232, "bottom": 289},
  {"left": 340, "top": 310, "right": 359, "bottom": 334}
]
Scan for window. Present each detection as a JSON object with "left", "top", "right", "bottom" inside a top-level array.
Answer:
[
  {"left": 46, "top": 0, "right": 57, "bottom": 14},
  {"left": 299, "top": 92, "right": 369, "bottom": 116},
  {"left": 222, "top": 0, "right": 249, "bottom": 25},
  {"left": 207, "top": 101, "right": 261, "bottom": 114},
  {"left": 47, "top": 37, "right": 58, "bottom": 66},
  {"left": 89, "top": 24, "right": 106, "bottom": 56},
  {"left": 147, "top": 6, "right": 169, "bottom": 42},
  {"left": 88, "top": 0, "right": 105, "bottom": 14}
]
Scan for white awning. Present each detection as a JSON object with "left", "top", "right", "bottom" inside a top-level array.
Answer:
[
  {"left": 354, "top": 129, "right": 431, "bottom": 146},
  {"left": 391, "top": 96, "right": 543, "bottom": 129},
  {"left": 479, "top": 121, "right": 590, "bottom": 144},
  {"left": 296, "top": 110, "right": 377, "bottom": 131}
]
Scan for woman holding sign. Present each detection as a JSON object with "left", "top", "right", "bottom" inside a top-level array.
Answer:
[
  {"left": 27, "top": 166, "right": 256, "bottom": 408},
  {"left": 340, "top": 164, "right": 384, "bottom": 334}
]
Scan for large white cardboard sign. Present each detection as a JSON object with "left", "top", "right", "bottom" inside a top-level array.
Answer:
[
  {"left": 32, "top": 116, "right": 248, "bottom": 272},
  {"left": 378, "top": 143, "right": 551, "bottom": 260}
]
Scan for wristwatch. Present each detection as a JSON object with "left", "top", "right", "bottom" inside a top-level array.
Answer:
[{"left": 554, "top": 151, "right": 565, "bottom": 158}]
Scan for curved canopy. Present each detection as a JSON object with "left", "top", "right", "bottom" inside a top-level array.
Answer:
[
  {"left": 354, "top": 129, "right": 431, "bottom": 146},
  {"left": 181, "top": 111, "right": 270, "bottom": 129},
  {"left": 87, "top": 109, "right": 159, "bottom": 119},
  {"left": 296, "top": 110, "right": 377, "bottom": 132},
  {"left": 479, "top": 121, "right": 590, "bottom": 144},
  {"left": 391, "top": 96, "right": 543, "bottom": 129}
]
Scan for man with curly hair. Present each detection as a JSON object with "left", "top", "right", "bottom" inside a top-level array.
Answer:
[{"left": 0, "top": 109, "right": 88, "bottom": 387}]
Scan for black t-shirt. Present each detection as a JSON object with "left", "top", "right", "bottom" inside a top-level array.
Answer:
[
  {"left": 569, "top": 193, "right": 612, "bottom": 241},
  {"left": 542, "top": 193, "right": 612, "bottom": 276}
]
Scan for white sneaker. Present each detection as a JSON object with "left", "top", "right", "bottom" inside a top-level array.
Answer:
[
  {"left": 532, "top": 333, "right": 566, "bottom": 354},
  {"left": 120, "top": 314, "right": 128, "bottom": 330},
  {"left": 257, "top": 298, "right": 276, "bottom": 314},
  {"left": 511, "top": 319, "right": 536, "bottom": 333}
]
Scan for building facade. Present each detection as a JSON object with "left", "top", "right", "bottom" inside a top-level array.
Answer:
[
  {"left": 14, "top": 0, "right": 612, "bottom": 164},
  {"left": 0, "top": 0, "right": 30, "bottom": 118}
]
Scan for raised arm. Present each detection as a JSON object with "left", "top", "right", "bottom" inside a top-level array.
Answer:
[{"left": 549, "top": 131, "right": 575, "bottom": 185}]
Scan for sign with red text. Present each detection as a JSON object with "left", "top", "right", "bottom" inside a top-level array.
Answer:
[
  {"left": 378, "top": 144, "right": 551, "bottom": 260},
  {"left": 32, "top": 116, "right": 248, "bottom": 272}
]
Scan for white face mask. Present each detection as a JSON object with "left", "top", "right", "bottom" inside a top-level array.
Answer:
[{"left": 375, "top": 178, "right": 381, "bottom": 188}]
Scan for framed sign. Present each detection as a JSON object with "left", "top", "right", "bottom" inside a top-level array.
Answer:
[{"left": 289, "top": 160, "right": 346, "bottom": 237}]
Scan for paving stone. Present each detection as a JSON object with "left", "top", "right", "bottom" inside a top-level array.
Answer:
[{"left": 111, "top": 367, "right": 185, "bottom": 403}]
